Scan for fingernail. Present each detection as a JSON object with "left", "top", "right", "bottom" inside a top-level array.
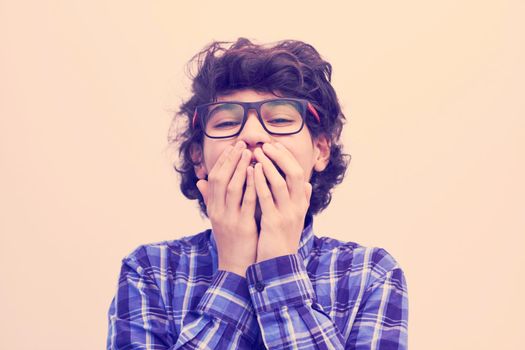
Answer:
[{"left": 236, "top": 140, "right": 246, "bottom": 149}]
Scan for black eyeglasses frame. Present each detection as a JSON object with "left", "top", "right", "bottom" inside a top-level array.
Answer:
[{"left": 192, "top": 97, "right": 321, "bottom": 139}]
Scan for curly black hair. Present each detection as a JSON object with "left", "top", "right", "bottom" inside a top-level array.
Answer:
[{"left": 168, "top": 38, "right": 351, "bottom": 217}]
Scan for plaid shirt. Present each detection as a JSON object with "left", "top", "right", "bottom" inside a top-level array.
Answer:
[{"left": 107, "top": 216, "right": 408, "bottom": 349}]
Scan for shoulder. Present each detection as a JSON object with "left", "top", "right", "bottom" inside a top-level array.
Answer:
[
  {"left": 120, "top": 229, "right": 212, "bottom": 272},
  {"left": 313, "top": 235, "right": 407, "bottom": 291}
]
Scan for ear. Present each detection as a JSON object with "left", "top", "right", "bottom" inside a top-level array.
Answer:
[
  {"left": 313, "top": 134, "right": 331, "bottom": 172},
  {"left": 190, "top": 143, "right": 207, "bottom": 179}
]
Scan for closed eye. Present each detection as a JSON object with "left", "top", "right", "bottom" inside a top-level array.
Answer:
[
  {"left": 267, "top": 118, "right": 294, "bottom": 124},
  {"left": 213, "top": 121, "right": 241, "bottom": 128}
]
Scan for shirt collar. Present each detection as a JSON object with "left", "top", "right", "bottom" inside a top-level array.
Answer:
[{"left": 208, "top": 214, "right": 315, "bottom": 261}]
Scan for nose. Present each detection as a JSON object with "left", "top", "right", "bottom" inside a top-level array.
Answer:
[{"left": 237, "top": 109, "right": 272, "bottom": 148}]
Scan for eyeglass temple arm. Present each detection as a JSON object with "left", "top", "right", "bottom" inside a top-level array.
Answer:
[
  {"left": 192, "top": 102, "right": 321, "bottom": 129},
  {"left": 192, "top": 110, "right": 198, "bottom": 129},
  {"left": 307, "top": 102, "right": 321, "bottom": 123}
]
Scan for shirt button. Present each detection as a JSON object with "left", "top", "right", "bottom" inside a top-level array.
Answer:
[{"left": 254, "top": 281, "right": 265, "bottom": 292}]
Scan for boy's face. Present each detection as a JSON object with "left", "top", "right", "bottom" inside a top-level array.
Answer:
[{"left": 194, "top": 89, "right": 330, "bottom": 222}]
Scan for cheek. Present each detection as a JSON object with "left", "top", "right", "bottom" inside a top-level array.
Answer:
[
  {"left": 280, "top": 144, "right": 315, "bottom": 178},
  {"left": 279, "top": 129, "right": 315, "bottom": 164},
  {"left": 203, "top": 151, "right": 218, "bottom": 173}
]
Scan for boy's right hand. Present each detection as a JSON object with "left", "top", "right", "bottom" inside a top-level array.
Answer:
[{"left": 195, "top": 140, "right": 258, "bottom": 277}]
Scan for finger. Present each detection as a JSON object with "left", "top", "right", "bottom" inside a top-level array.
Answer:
[
  {"left": 240, "top": 165, "right": 256, "bottom": 216},
  {"left": 253, "top": 162, "right": 276, "bottom": 214},
  {"left": 262, "top": 142, "right": 305, "bottom": 203},
  {"left": 253, "top": 147, "right": 289, "bottom": 206},
  {"left": 210, "top": 144, "right": 235, "bottom": 175},
  {"left": 205, "top": 144, "right": 233, "bottom": 205},
  {"left": 225, "top": 149, "right": 251, "bottom": 208},
  {"left": 196, "top": 179, "right": 209, "bottom": 206},
  {"left": 210, "top": 141, "right": 246, "bottom": 204}
]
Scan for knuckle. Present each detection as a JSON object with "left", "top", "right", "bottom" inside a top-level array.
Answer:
[
  {"left": 243, "top": 191, "right": 255, "bottom": 202},
  {"left": 212, "top": 175, "right": 226, "bottom": 187},
  {"left": 259, "top": 192, "right": 272, "bottom": 200},
  {"left": 208, "top": 173, "right": 218, "bottom": 183},
  {"left": 274, "top": 179, "right": 287, "bottom": 190},
  {"left": 226, "top": 184, "right": 238, "bottom": 195},
  {"left": 210, "top": 209, "right": 226, "bottom": 222},
  {"left": 226, "top": 151, "right": 238, "bottom": 162}
]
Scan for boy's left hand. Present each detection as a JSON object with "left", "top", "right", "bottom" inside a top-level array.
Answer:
[{"left": 253, "top": 142, "right": 313, "bottom": 263}]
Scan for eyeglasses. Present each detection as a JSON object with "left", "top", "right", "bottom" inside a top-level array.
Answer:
[{"left": 192, "top": 97, "right": 321, "bottom": 139}]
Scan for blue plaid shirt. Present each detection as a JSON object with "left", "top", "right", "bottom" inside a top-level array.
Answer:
[{"left": 107, "top": 216, "right": 408, "bottom": 349}]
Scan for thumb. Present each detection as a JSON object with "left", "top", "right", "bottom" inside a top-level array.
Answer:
[
  {"left": 305, "top": 182, "right": 313, "bottom": 203},
  {"left": 196, "top": 179, "right": 209, "bottom": 205}
]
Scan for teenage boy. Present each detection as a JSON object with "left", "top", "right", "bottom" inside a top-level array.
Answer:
[{"left": 107, "top": 38, "right": 408, "bottom": 349}]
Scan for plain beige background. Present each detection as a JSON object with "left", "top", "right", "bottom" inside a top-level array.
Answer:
[{"left": 1, "top": 1, "right": 524, "bottom": 349}]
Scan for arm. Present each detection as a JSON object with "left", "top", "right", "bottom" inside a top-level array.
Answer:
[
  {"left": 246, "top": 253, "right": 346, "bottom": 350},
  {"left": 173, "top": 270, "right": 260, "bottom": 349},
  {"left": 248, "top": 143, "right": 345, "bottom": 348},
  {"left": 346, "top": 266, "right": 408, "bottom": 349},
  {"left": 107, "top": 254, "right": 259, "bottom": 349},
  {"left": 245, "top": 253, "right": 409, "bottom": 350},
  {"left": 107, "top": 255, "right": 174, "bottom": 349}
]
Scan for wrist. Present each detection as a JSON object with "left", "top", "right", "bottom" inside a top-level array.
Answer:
[{"left": 218, "top": 264, "right": 249, "bottom": 277}]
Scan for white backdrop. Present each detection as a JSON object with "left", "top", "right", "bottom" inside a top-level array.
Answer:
[{"left": 1, "top": 1, "right": 524, "bottom": 349}]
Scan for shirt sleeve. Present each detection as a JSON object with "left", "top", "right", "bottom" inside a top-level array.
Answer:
[
  {"left": 107, "top": 250, "right": 259, "bottom": 350},
  {"left": 173, "top": 269, "right": 259, "bottom": 349},
  {"left": 107, "top": 255, "right": 175, "bottom": 349},
  {"left": 346, "top": 266, "right": 409, "bottom": 349},
  {"left": 245, "top": 252, "right": 409, "bottom": 350},
  {"left": 246, "top": 253, "right": 346, "bottom": 349}
]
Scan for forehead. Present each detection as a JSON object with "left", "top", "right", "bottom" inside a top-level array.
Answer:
[{"left": 215, "top": 89, "right": 282, "bottom": 102}]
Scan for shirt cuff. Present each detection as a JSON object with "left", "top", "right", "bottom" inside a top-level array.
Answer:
[
  {"left": 246, "top": 254, "right": 316, "bottom": 313},
  {"left": 196, "top": 270, "right": 258, "bottom": 340}
]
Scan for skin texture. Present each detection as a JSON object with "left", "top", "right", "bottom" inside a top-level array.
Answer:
[{"left": 192, "top": 89, "right": 331, "bottom": 276}]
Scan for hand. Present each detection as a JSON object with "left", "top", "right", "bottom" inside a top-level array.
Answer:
[
  {"left": 196, "top": 141, "right": 258, "bottom": 277},
  {"left": 252, "top": 142, "right": 313, "bottom": 263}
]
